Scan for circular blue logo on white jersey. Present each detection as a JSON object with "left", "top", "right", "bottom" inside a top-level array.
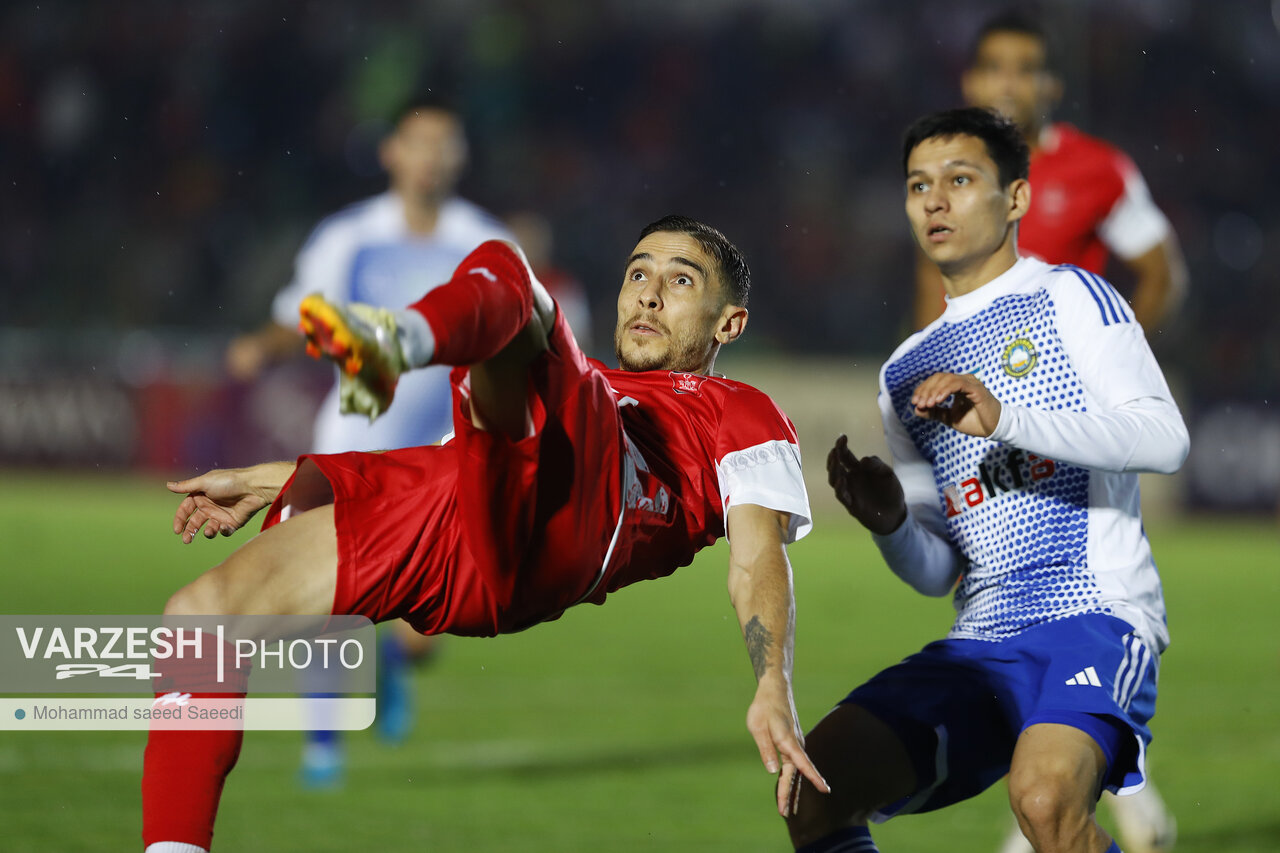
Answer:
[{"left": 1001, "top": 338, "right": 1038, "bottom": 378}]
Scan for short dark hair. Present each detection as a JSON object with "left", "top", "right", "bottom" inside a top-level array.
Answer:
[
  {"left": 637, "top": 215, "right": 751, "bottom": 308},
  {"left": 902, "top": 107, "right": 1030, "bottom": 188},
  {"left": 970, "top": 10, "right": 1059, "bottom": 74},
  {"left": 389, "top": 92, "right": 462, "bottom": 129}
]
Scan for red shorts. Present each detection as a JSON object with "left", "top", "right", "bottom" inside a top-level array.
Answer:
[{"left": 261, "top": 311, "right": 625, "bottom": 637}]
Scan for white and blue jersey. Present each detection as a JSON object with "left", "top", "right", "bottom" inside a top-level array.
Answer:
[
  {"left": 872, "top": 257, "right": 1188, "bottom": 655},
  {"left": 272, "top": 193, "right": 511, "bottom": 454}
]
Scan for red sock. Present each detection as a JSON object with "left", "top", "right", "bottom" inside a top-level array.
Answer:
[
  {"left": 407, "top": 240, "right": 534, "bottom": 366},
  {"left": 141, "top": 632, "right": 250, "bottom": 850},
  {"left": 142, "top": 706, "right": 243, "bottom": 850}
]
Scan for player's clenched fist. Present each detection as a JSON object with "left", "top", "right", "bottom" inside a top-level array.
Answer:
[
  {"left": 826, "top": 435, "right": 907, "bottom": 535},
  {"left": 911, "top": 371, "right": 1003, "bottom": 437}
]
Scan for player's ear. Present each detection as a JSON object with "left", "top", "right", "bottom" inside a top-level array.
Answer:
[
  {"left": 1007, "top": 178, "right": 1031, "bottom": 223},
  {"left": 715, "top": 304, "right": 748, "bottom": 345},
  {"left": 378, "top": 135, "right": 397, "bottom": 172},
  {"left": 1044, "top": 72, "right": 1064, "bottom": 111},
  {"left": 960, "top": 68, "right": 979, "bottom": 105}
]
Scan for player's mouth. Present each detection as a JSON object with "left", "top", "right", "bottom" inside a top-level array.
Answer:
[
  {"left": 927, "top": 223, "right": 954, "bottom": 242},
  {"left": 628, "top": 317, "right": 666, "bottom": 336}
]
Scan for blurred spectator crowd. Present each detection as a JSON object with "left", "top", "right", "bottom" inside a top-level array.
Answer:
[{"left": 2, "top": 0, "right": 1277, "bottom": 400}]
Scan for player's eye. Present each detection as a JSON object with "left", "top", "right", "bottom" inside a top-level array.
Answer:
[
  {"left": 673, "top": 274, "right": 693, "bottom": 287},
  {"left": 629, "top": 270, "right": 647, "bottom": 282},
  {"left": 953, "top": 175, "right": 970, "bottom": 186}
]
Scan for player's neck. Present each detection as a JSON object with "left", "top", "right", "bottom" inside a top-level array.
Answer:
[
  {"left": 940, "top": 243, "right": 1019, "bottom": 299},
  {"left": 400, "top": 194, "right": 444, "bottom": 235},
  {"left": 1024, "top": 121, "right": 1049, "bottom": 155},
  {"left": 678, "top": 347, "right": 721, "bottom": 377}
]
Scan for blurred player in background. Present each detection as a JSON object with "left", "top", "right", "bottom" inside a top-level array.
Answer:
[
  {"left": 225, "top": 94, "right": 512, "bottom": 787},
  {"left": 786, "top": 108, "right": 1188, "bottom": 853},
  {"left": 913, "top": 12, "right": 1188, "bottom": 339},
  {"left": 227, "top": 93, "right": 512, "bottom": 453},
  {"left": 143, "top": 216, "right": 828, "bottom": 852},
  {"left": 918, "top": 16, "right": 1185, "bottom": 851}
]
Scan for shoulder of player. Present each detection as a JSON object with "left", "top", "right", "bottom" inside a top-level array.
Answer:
[
  {"left": 438, "top": 197, "right": 514, "bottom": 242},
  {"left": 882, "top": 317, "right": 943, "bottom": 376},
  {"left": 1046, "top": 123, "right": 1135, "bottom": 174},
  {"left": 605, "top": 370, "right": 787, "bottom": 415},
  {"left": 298, "top": 193, "right": 393, "bottom": 252},
  {"left": 1039, "top": 262, "right": 1134, "bottom": 327},
  {"left": 709, "top": 374, "right": 787, "bottom": 410}
]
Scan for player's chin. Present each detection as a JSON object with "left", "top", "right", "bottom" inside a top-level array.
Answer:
[
  {"left": 616, "top": 346, "right": 668, "bottom": 372},
  {"left": 919, "top": 240, "right": 955, "bottom": 262}
]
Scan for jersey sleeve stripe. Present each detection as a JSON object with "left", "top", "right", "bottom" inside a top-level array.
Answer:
[
  {"left": 1060, "top": 265, "right": 1115, "bottom": 326},
  {"left": 1085, "top": 269, "right": 1133, "bottom": 323},
  {"left": 1087, "top": 269, "right": 1125, "bottom": 325}
]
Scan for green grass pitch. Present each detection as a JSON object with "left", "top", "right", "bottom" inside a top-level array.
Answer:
[{"left": 1, "top": 472, "right": 1277, "bottom": 851}]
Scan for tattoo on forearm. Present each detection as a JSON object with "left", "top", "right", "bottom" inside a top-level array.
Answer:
[{"left": 744, "top": 616, "right": 774, "bottom": 681}]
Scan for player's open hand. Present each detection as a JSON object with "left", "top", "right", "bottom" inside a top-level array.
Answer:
[
  {"left": 826, "top": 435, "right": 906, "bottom": 535},
  {"left": 911, "top": 371, "right": 1002, "bottom": 437},
  {"left": 167, "top": 468, "right": 276, "bottom": 544},
  {"left": 746, "top": 683, "right": 830, "bottom": 817}
]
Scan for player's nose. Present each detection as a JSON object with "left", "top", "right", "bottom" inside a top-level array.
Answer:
[{"left": 637, "top": 280, "right": 662, "bottom": 310}]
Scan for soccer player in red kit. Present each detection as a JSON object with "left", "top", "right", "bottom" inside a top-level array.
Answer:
[
  {"left": 142, "top": 215, "right": 829, "bottom": 852},
  {"left": 913, "top": 12, "right": 1188, "bottom": 336}
]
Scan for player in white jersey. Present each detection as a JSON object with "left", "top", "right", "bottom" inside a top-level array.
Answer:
[
  {"left": 225, "top": 94, "right": 510, "bottom": 785},
  {"left": 227, "top": 95, "right": 512, "bottom": 454},
  {"left": 782, "top": 108, "right": 1188, "bottom": 853}
]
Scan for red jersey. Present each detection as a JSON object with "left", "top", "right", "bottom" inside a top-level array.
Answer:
[
  {"left": 265, "top": 312, "right": 811, "bottom": 637},
  {"left": 1020, "top": 123, "right": 1170, "bottom": 274},
  {"left": 590, "top": 368, "right": 812, "bottom": 602}
]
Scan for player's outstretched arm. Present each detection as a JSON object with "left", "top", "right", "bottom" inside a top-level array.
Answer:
[
  {"left": 725, "top": 503, "right": 830, "bottom": 817},
  {"left": 167, "top": 461, "right": 295, "bottom": 544},
  {"left": 826, "top": 435, "right": 907, "bottom": 534},
  {"left": 225, "top": 321, "right": 302, "bottom": 381}
]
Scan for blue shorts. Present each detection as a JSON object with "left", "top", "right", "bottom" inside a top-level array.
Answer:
[{"left": 842, "top": 613, "right": 1158, "bottom": 820}]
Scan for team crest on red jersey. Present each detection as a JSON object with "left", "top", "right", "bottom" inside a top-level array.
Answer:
[{"left": 670, "top": 372, "right": 706, "bottom": 396}]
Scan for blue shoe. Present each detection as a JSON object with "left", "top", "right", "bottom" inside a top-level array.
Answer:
[
  {"left": 376, "top": 633, "right": 414, "bottom": 743},
  {"left": 298, "top": 741, "right": 344, "bottom": 789}
]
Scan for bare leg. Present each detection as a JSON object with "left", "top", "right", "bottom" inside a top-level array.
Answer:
[
  {"left": 164, "top": 504, "right": 338, "bottom": 621},
  {"left": 785, "top": 704, "right": 917, "bottom": 848},
  {"left": 1007, "top": 723, "right": 1114, "bottom": 853},
  {"left": 145, "top": 506, "right": 340, "bottom": 851}
]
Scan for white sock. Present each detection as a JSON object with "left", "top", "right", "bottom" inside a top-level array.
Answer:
[
  {"left": 393, "top": 308, "right": 436, "bottom": 367},
  {"left": 145, "top": 843, "right": 208, "bottom": 853}
]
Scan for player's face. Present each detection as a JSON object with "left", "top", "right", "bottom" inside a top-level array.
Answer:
[
  {"left": 905, "top": 134, "right": 1027, "bottom": 274},
  {"left": 614, "top": 232, "right": 746, "bottom": 375},
  {"left": 380, "top": 110, "right": 467, "bottom": 203},
  {"left": 962, "top": 32, "right": 1062, "bottom": 134}
]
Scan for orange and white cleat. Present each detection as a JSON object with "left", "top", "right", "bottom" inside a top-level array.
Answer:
[{"left": 299, "top": 293, "right": 407, "bottom": 421}]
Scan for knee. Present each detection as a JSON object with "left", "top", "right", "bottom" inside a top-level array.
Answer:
[
  {"left": 784, "top": 781, "right": 875, "bottom": 849},
  {"left": 1008, "top": 769, "right": 1093, "bottom": 851},
  {"left": 164, "top": 575, "right": 225, "bottom": 618}
]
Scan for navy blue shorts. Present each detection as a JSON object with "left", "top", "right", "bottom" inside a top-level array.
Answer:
[{"left": 842, "top": 613, "right": 1158, "bottom": 820}]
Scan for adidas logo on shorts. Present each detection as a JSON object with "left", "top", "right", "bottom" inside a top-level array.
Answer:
[{"left": 1065, "top": 666, "right": 1102, "bottom": 687}]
